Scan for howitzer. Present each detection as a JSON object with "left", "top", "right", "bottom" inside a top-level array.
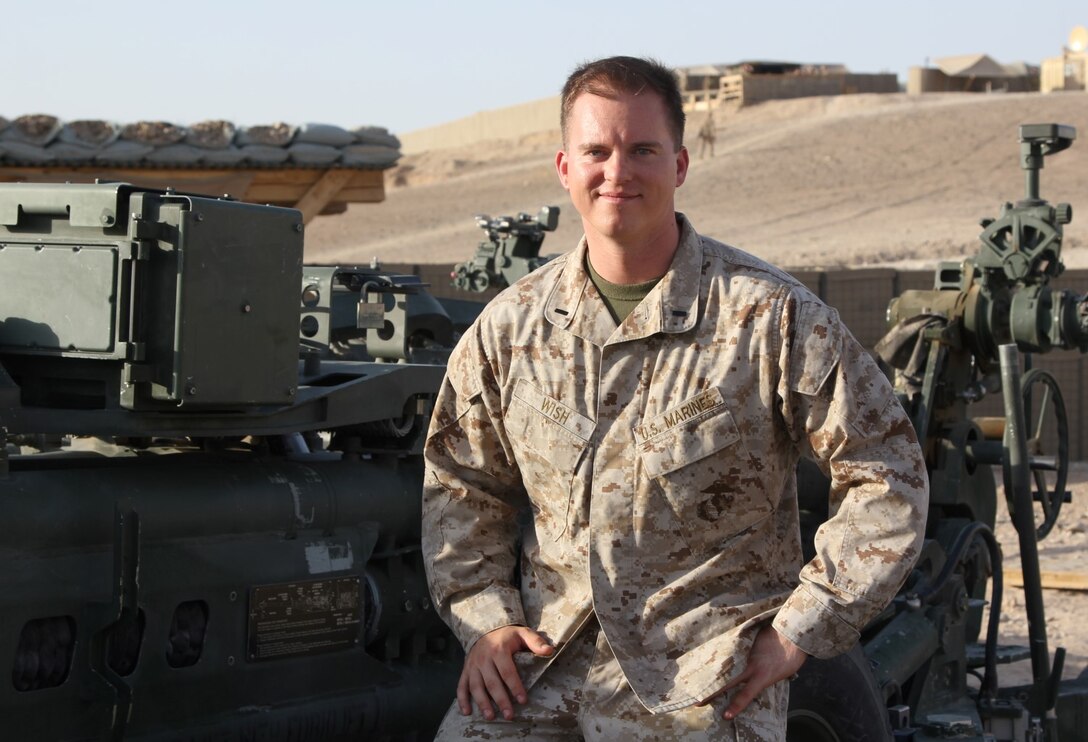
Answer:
[
  {"left": 0, "top": 182, "right": 468, "bottom": 740},
  {"left": 450, "top": 205, "right": 558, "bottom": 292},
  {"left": 813, "top": 123, "right": 1088, "bottom": 741}
]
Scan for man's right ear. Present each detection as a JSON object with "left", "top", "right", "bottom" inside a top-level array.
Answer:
[{"left": 555, "top": 150, "right": 570, "bottom": 190}]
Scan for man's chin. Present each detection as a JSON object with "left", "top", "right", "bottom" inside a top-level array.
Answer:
[{"left": 586, "top": 215, "right": 640, "bottom": 242}]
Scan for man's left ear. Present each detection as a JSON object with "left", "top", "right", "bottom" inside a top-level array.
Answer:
[{"left": 676, "top": 146, "right": 690, "bottom": 187}]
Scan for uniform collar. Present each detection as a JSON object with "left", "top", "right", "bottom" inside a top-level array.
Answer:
[{"left": 544, "top": 214, "right": 702, "bottom": 346}]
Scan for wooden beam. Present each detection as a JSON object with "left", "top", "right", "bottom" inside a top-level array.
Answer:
[
  {"left": 1006, "top": 569, "right": 1088, "bottom": 592},
  {"left": 245, "top": 184, "right": 384, "bottom": 203},
  {"left": 0, "top": 167, "right": 255, "bottom": 202},
  {"left": 0, "top": 166, "right": 386, "bottom": 210},
  {"left": 250, "top": 169, "right": 347, "bottom": 186},
  {"left": 319, "top": 202, "right": 348, "bottom": 216},
  {"left": 293, "top": 169, "right": 357, "bottom": 224},
  {"left": 250, "top": 169, "right": 384, "bottom": 188}
]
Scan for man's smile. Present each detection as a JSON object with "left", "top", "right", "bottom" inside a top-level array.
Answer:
[{"left": 597, "top": 191, "right": 640, "bottom": 202}]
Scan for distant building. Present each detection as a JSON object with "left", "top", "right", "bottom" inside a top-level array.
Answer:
[
  {"left": 1041, "top": 26, "right": 1088, "bottom": 92},
  {"left": 676, "top": 61, "right": 898, "bottom": 112},
  {"left": 907, "top": 54, "right": 1039, "bottom": 94}
]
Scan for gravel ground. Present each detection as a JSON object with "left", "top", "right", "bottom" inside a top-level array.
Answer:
[{"left": 988, "top": 462, "right": 1088, "bottom": 686}]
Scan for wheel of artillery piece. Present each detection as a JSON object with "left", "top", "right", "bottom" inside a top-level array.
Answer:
[
  {"left": 786, "top": 643, "right": 892, "bottom": 742},
  {"left": 1017, "top": 367, "right": 1068, "bottom": 540}
]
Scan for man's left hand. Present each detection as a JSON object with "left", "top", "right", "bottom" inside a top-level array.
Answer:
[{"left": 695, "top": 623, "right": 808, "bottom": 720}]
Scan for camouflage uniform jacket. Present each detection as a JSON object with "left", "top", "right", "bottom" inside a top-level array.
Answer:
[{"left": 422, "top": 215, "right": 928, "bottom": 713}]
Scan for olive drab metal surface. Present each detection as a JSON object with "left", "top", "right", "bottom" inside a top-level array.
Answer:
[
  {"left": 450, "top": 205, "right": 558, "bottom": 293},
  {"left": 0, "top": 183, "right": 304, "bottom": 408},
  {"left": 865, "top": 124, "right": 1088, "bottom": 741},
  {"left": 0, "top": 183, "right": 463, "bottom": 741}
]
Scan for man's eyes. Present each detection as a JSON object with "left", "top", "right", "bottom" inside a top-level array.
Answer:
[{"left": 583, "top": 147, "right": 657, "bottom": 158}]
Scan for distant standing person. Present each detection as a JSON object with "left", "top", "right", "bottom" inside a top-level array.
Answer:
[
  {"left": 422, "top": 55, "right": 927, "bottom": 740},
  {"left": 698, "top": 111, "right": 716, "bottom": 157}
]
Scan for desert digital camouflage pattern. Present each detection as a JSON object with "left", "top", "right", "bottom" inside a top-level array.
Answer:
[
  {"left": 422, "top": 215, "right": 928, "bottom": 718},
  {"left": 433, "top": 617, "right": 786, "bottom": 740}
]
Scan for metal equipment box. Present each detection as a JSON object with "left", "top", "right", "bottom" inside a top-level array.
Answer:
[{"left": 0, "top": 183, "right": 303, "bottom": 410}]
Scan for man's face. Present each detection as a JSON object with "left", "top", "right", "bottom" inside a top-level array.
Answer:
[{"left": 556, "top": 90, "right": 688, "bottom": 248}]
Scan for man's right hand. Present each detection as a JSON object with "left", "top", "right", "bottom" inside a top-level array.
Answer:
[{"left": 458, "top": 625, "right": 555, "bottom": 720}]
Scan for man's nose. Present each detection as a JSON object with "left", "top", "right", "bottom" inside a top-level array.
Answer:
[{"left": 604, "top": 152, "right": 631, "bottom": 183}]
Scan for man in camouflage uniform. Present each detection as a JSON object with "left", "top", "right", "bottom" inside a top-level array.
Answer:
[
  {"left": 697, "top": 111, "right": 716, "bottom": 158},
  {"left": 422, "top": 56, "right": 928, "bottom": 740}
]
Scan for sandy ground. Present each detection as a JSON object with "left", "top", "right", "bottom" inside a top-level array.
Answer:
[
  {"left": 305, "top": 91, "right": 1088, "bottom": 272},
  {"left": 991, "top": 463, "right": 1088, "bottom": 685},
  {"left": 304, "top": 90, "right": 1088, "bottom": 684}
]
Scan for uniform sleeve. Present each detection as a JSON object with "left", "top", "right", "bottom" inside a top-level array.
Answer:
[
  {"left": 771, "top": 293, "right": 929, "bottom": 659},
  {"left": 421, "top": 322, "right": 528, "bottom": 652}
]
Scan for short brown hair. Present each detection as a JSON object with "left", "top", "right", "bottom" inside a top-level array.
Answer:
[{"left": 560, "top": 56, "right": 685, "bottom": 151}]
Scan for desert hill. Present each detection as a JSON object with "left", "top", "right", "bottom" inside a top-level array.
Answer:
[{"left": 304, "top": 91, "right": 1088, "bottom": 271}]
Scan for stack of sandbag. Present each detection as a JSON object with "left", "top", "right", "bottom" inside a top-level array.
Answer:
[{"left": 0, "top": 114, "right": 401, "bottom": 168}]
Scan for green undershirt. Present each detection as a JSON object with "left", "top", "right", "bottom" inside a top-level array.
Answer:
[{"left": 586, "top": 257, "right": 662, "bottom": 324}]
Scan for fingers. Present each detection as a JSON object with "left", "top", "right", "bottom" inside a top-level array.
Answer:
[
  {"left": 516, "top": 625, "right": 556, "bottom": 657},
  {"left": 475, "top": 658, "right": 518, "bottom": 720},
  {"left": 457, "top": 625, "right": 554, "bottom": 720},
  {"left": 723, "top": 677, "right": 763, "bottom": 720},
  {"left": 719, "top": 625, "right": 808, "bottom": 720},
  {"left": 456, "top": 667, "right": 476, "bottom": 716},
  {"left": 493, "top": 647, "right": 528, "bottom": 706}
]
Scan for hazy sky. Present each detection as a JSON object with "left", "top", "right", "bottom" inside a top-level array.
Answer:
[{"left": 1, "top": 1, "right": 1084, "bottom": 136}]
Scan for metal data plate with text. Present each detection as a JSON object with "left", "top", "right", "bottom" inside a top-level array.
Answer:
[{"left": 247, "top": 576, "right": 361, "bottom": 662}]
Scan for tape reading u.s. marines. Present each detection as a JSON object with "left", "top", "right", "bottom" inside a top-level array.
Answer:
[{"left": 636, "top": 389, "right": 724, "bottom": 442}]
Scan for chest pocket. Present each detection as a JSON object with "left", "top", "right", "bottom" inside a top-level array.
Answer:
[
  {"left": 505, "top": 379, "right": 593, "bottom": 539},
  {"left": 637, "top": 388, "right": 773, "bottom": 553}
]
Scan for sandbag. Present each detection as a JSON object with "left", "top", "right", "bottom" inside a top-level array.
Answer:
[
  {"left": 236, "top": 123, "right": 296, "bottom": 147},
  {"left": 96, "top": 141, "right": 155, "bottom": 164},
  {"left": 186, "top": 120, "right": 236, "bottom": 149},
  {"left": 295, "top": 123, "right": 354, "bottom": 147},
  {"left": 58, "top": 120, "right": 120, "bottom": 147},
  {"left": 201, "top": 147, "right": 247, "bottom": 165},
  {"left": 0, "top": 140, "right": 56, "bottom": 163},
  {"left": 287, "top": 142, "right": 342, "bottom": 166},
  {"left": 145, "top": 144, "right": 206, "bottom": 165},
  {"left": 121, "top": 121, "right": 186, "bottom": 146},
  {"left": 46, "top": 142, "right": 99, "bottom": 163},
  {"left": 1, "top": 114, "right": 61, "bottom": 145},
  {"left": 340, "top": 144, "right": 400, "bottom": 167},
  {"left": 352, "top": 126, "right": 400, "bottom": 149},
  {"left": 240, "top": 144, "right": 290, "bottom": 164}
]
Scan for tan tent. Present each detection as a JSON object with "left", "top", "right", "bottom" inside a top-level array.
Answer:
[{"left": 934, "top": 54, "right": 1015, "bottom": 78}]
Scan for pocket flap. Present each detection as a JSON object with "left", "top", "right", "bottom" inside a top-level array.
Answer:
[
  {"left": 506, "top": 379, "right": 593, "bottom": 473},
  {"left": 789, "top": 301, "right": 843, "bottom": 396},
  {"left": 637, "top": 388, "right": 742, "bottom": 478}
]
